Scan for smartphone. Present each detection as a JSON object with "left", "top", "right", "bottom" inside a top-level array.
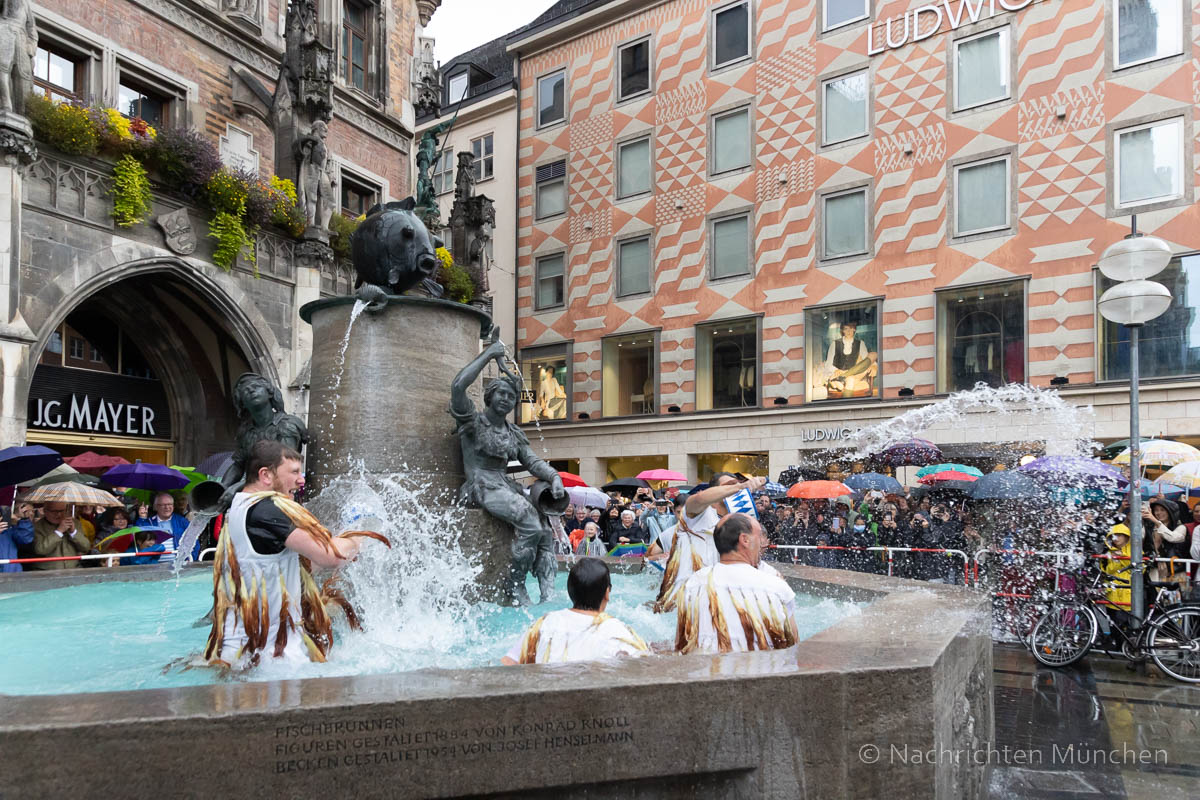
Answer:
[{"left": 831, "top": 517, "right": 841, "bottom": 531}]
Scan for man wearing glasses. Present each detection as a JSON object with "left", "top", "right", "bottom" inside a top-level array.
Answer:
[{"left": 144, "top": 493, "right": 192, "bottom": 565}]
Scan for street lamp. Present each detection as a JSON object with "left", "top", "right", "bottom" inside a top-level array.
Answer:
[{"left": 1096, "top": 220, "right": 1173, "bottom": 626}]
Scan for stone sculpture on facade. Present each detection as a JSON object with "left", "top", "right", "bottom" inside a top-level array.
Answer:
[
  {"left": 411, "top": 36, "right": 440, "bottom": 119},
  {"left": 0, "top": 0, "right": 36, "bottom": 116},
  {"left": 155, "top": 208, "right": 197, "bottom": 255},
  {"left": 450, "top": 329, "right": 565, "bottom": 606},
  {"left": 448, "top": 151, "right": 494, "bottom": 306},
  {"left": 350, "top": 197, "right": 444, "bottom": 308}
]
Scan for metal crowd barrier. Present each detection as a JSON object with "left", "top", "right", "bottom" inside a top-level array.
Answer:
[{"left": 769, "top": 544, "right": 972, "bottom": 584}]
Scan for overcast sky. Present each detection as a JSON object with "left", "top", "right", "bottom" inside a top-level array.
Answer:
[{"left": 424, "top": 0, "right": 558, "bottom": 63}]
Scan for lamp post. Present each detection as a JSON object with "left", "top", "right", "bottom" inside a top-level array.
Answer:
[{"left": 1096, "top": 219, "right": 1173, "bottom": 626}]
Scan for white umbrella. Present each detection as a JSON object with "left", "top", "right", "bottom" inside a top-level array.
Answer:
[
  {"left": 19, "top": 462, "right": 78, "bottom": 487},
  {"left": 566, "top": 485, "right": 608, "bottom": 509}
]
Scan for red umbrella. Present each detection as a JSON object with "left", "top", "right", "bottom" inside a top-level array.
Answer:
[
  {"left": 786, "top": 480, "right": 852, "bottom": 499},
  {"left": 636, "top": 469, "right": 687, "bottom": 482},
  {"left": 557, "top": 471, "right": 588, "bottom": 488},
  {"left": 65, "top": 450, "right": 130, "bottom": 475},
  {"left": 918, "top": 470, "right": 979, "bottom": 485}
]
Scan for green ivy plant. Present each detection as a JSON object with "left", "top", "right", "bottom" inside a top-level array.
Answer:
[
  {"left": 110, "top": 155, "right": 152, "bottom": 227},
  {"left": 208, "top": 209, "right": 254, "bottom": 272}
]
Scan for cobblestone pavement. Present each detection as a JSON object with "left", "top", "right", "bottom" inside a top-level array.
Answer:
[{"left": 988, "top": 643, "right": 1200, "bottom": 799}]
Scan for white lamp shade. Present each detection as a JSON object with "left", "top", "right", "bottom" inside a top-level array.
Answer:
[
  {"left": 1097, "top": 280, "right": 1172, "bottom": 325},
  {"left": 1097, "top": 235, "right": 1172, "bottom": 281}
]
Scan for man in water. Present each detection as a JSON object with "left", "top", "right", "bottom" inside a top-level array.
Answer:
[
  {"left": 502, "top": 557, "right": 649, "bottom": 664},
  {"left": 675, "top": 513, "right": 799, "bottom": 654},
  {"left": 204, "top": 440, "right": 386, "bottom": 668},
  {"left": 652, "top": 471, "right": 766, "bottom": 612}
]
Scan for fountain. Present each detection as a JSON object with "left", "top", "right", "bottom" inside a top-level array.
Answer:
[{"left": 0, "top": 199, "right": 994, "bottom": 798}]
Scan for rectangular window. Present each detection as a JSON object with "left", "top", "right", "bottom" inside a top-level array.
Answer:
[
  {"left": 1099, "top": 253, "right": 1198, "bottom": 381},
  {"left": 617, "top": 236, "right": 652, "bottom": 297},
  {"left": 471, "top": 134, "right": 494, "bottom": 181},
  {"left": 519, "top": 345, "right": 570, "bottom": 424},
  {"left": 432, "top": 149, "right": 454, "bottom": 195},
  {"left": 69, "top": 336, "right": 85, "bottom": 360},
  {"left": 824, "top": 0, "right": 868, "bottom": 31},
  {"left": 617, "top": 136, "right": 651, "bottom": 198},
  {"left": 618, "top": 38, "right": 651, "bottom": 100},
  {"left": 711, "top": 106, "right": 751, "bottom": 174},
  {"left": 535, "top": 160, "right": 567, "bottom": 219},
  {"left": 696, "top": 317, "right": 759, "bottom": 410},
  {"left": 954, "top": 156, "right": 1010, "bottom": 236},
  {"left": 822, "top": 188, "right": 868, "bottom": 259},
  {"left": 537, "top": 71, "right": 566, "bottom": 127},
  {"left": 33, "top": 45, "right": 83, "bottom": 103},
  {"left": 535, "top": 254, "right": 565, "bottom": 310},
  {"left": 602, "top": 332, "right": 656, "bottom": 416},
  {"left": 936, "top": 281, "right": 1025, "bottom": 392},
  {"left": 712, "top": 1, "right": 751, "bottom": 68},
  {"left": 954, "top": 28, "right": 1009, "bottom": 111},
  {"left": 117, "top": 78, "right": 168, "bottom": 127},
  {"left": 711, "top": 214, "right": 751, "bottom": 279},
  {"left": 1115, "top": 0, "right": 1182, "bottom": 69},
  {"left": 822, "top": 70, "right": 868, "bottom": 144},
  {"left": 1115, "top": 117, "right": 1184, "bottom": 207},
  {"left": 805, "top": 302, "right": 880, "bottom": 401},
  {"left": 340, "top": 172, "right": 379, "bottom": 218},
  {"left": 342, "top": 0, "right": 369, "bottom": 91},
  {"left": 447, "top": 73, "right": 468, "bottom": 105}
]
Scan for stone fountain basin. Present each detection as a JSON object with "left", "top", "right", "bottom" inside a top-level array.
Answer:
[{"left": 0, "top": 563, "right": 991, "bottom": 799}]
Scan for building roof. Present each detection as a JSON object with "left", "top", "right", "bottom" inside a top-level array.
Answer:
[
  {"left": 507, "top": 0, "right": 616, "bottom": 44},
  {"left": 441, "top": 33, "right": 512, "bottom": 83}
]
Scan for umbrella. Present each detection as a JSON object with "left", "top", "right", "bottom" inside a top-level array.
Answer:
[
  {"left": 607, "top": 542, "right": 648, "bottom": 557},
  {"left": 1159, "top": 462, "right": 1200, "bottom": 495},
  {"left": 557, "top": 471, "right": 588, "bottom": 488},
  {"left": 843, "top": 472, "right": 903, "bottom": 493},
  {"left": 29, "top": 471, "right": 104, "bottom": 488},
  {"left": 197, "top": 451, "right": 234, "bottom": 480},
  {"left": 566, "top": 485, "right": 608, "bottom": 509},
  {"left": 95, "top": 525, "right": 172, "bottom": 554},
  {"left": 636, "top": 469, "right": 687, "bottom": 482},
  {"left": 102, "top": 462, "right": 189, "bottom": 491},
  {"left": 601, "top": 477, "right": 650, "bottom": 491},
  {"left": 18, "top": 462, "right": 77, "bottom": 487},
  {"left": 924, "top": 480, "right": 977, "bottom": 494},
  {"left": 23, "top": 481, "right": 124, "bottom": 507},
  {"left": 1132, "top": 479, "right": 1185, "bottom": 500},
  {"left": 0, "top": 445, "right": 62, "bottom": 487},
  {"left": 1112, "top": 440, "right": 1200, "bottom": 469},
  {"left": 786, "top": 480, "right": 852, "bottom": 499},
  {"left": 65, "top": 450, "right": 130, "bottom": 474},
  {"left": 762, "top": 481, "right": 786, "bottom": 497},
  {"left": 918, "top": 470, "right": 979, "bottom": 485},
  {"left": 1100, "top": 438, "right": 1153, "bottom": 461},
  {"left": 1018, "top": 456, "right": 1125, "bottom": 487},
  {"left": 916, "top": 463, "right": 984, "bottom": 479},
  {"left": 968, "top": 471, "right": 1046, "bottom": 501},
  {"left": 877, "top": 438, "right": 942, "bottom": 467}
]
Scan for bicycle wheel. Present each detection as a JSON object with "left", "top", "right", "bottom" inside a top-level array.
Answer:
[
  {"left": 1147, "top": 606, "right": 1200, "bottom": 683},
  {"left": 1029, "top": 602, "right": 1096, "bottom": 668}
]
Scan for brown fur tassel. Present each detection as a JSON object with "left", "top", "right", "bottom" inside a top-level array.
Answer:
[
  {"left": 519, "top": 616, "right": 546, "bottom": 664},
  {"left": 706, "top": 570, "right": 732, "bottom": 653},
  {"left": 320, "top": 576, "right": 362, "bottom": 631}
]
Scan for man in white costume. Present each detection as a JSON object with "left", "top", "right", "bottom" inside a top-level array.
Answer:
[
  {"left": 675, "top": 513, "right": 799, "bottom": 654},
  {"left": 502, "top": 558, "right": 649, "bottom": 665},
  {"left": 652, "top": 471, "right": 766, "bottom": 613}
]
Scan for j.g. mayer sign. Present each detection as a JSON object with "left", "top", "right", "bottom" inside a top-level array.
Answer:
[{"left": 867, "top": 0, "right": 1038, "bottom": 55}]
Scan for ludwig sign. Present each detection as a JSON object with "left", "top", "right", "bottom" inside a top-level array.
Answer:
[
  {"left": 28, "top": 365, "right": 172, "bottom": 439},
  {"left": 801, "top": 425, "right": 862, "bottom": 444},
  {"left": 867, "top": 0, "right": 1037, "bottom": 55}
]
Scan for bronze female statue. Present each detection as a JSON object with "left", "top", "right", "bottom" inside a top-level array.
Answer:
[
  {"left": 450, "top": 330, "right": 564, "bottom": 605},
  {"left": 220, "top": 373, "right": 309, "bottom": 489}
]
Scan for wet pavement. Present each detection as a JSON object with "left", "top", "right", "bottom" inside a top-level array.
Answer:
[{"left": 989, "top": 643, "right": 1200, "bottom": 799}]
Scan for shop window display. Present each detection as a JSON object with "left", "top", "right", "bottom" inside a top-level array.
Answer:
[
  {"left": 519, "top": 348, "right": 569, "bottom": 424},
  {"left": 805, "top": 303, "right": 880, "bottom": 401},
  {"left": 602, "top": 332, "right": 657, "bottom": 417},
  {"left": 936, "top": 281, "right": 1025, "bottom": 392},
  {"left": 1100, "top": 253, "right": 1200, "bottom": 381},
  {"left": 696, "top": 318, "right": 758, "bottom": 410}
]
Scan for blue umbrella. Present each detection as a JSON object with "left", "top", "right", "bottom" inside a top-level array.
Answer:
[
  {"left": 101, "top": 462, "right": 189, "bottom": 491},
  {"left": 1133, "top": 479, "right": 1184, "bottom": 500},
  {"left": 0, "top": 445, "right": 62, "bottom": 486},
  {"left": 843, "top": 472, "right": 903, "bottom": 493}
]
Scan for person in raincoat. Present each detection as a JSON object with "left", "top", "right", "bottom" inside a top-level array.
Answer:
[{"left": 1101, "top": 523, "right": 1132, "bottom": 611}]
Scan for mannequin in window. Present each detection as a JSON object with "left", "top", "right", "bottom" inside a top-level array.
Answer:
[
  {"left": 823, "top": 321, "right": 877, "bottom": 398},
  {"left": 535, "top": 364, "right": 566, "bottom": 420}
]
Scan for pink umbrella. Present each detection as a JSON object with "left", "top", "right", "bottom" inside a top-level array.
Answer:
[{"left": 636, "top": 469, "right": 687, "bottom": 482}]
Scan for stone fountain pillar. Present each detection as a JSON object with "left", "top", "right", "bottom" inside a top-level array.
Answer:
[{"left": 300, "top": 296, "right": 512, "bottom": 600}]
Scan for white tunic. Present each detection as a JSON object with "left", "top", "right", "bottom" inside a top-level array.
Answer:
[
  {"left": 504, "top": 609, "right": 649, "bottom": 664},
  {"left": 652, "top": 506, "right": 721, "bottom": 612},
  {"left": 676, "top": 562, "right": 799, "bottom": 654}
]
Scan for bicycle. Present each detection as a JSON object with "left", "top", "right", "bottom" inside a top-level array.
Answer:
[{"left": 1027, "top": 561, "right": 1200, "bottom": 683}]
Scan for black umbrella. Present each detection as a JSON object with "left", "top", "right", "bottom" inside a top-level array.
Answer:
[
  {"left": 601, "top": 477, "right": 650, "bottom": 491},
  {"left": 969, "top": 470, "right": 1046, "bottom": 502},
  {"left": 844, "top": 472, "right": 903, "bottom": 493},
  {"left": 924, "top": 480, "right": 976, "bottom": 494},
  {"left": 877, "top": 438, "right": 942, "bottom": 467},
  {"left": 0, "top": 445, "right": 63, "bottom": 486}
]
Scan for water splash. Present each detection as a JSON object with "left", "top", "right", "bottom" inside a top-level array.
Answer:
[{"left": 501, "top": 344, "right": 547, "bottom": 454}]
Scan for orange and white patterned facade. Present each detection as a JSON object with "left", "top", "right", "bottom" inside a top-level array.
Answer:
[{"left": 507, "top": 0, "right": 1200, "bottom": 481}]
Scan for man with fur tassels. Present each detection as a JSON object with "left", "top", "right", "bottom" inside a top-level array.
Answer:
[{"left": 203, "top": 440, "right": 389, "bottom": 668}]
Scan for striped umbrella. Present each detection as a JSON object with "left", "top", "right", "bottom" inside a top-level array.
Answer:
[
  {"left": 915, "top": 463, "right": 984, "bottom": 479},
  {"left": 1112, "top": 440, "right": 1200, "bottom": 469},
  {"left": 1159, "top": 462, "right": 1200, "bottom": 495},
  {"left": 23, "top": 481, "right": 124, "bottom": 507}
]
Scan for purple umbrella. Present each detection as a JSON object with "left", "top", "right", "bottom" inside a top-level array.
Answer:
[
  {"left": 877, "top": 438, "right": 942, "bottom": 467},
  {"left": 101, "top": 462, "right": 189, "bottom": 491},
  {"left": 1017, "top": 456, "right": 1125, "bottom": 487}
]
